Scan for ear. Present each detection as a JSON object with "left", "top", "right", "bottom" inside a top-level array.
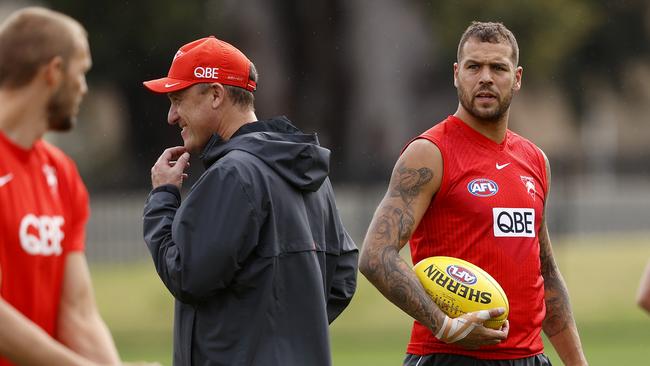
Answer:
[
  {"left": 209, "top": 83, "right": 226, "bottom": 109},
  {"left": 453, "top": 62, "right": 459, "bottom": 88},
  {"left": 43, "top": 56, "right": 64, "bottom": 89},
  {"left": 513, "top": 65, "right": 523, "bottom": 91}
]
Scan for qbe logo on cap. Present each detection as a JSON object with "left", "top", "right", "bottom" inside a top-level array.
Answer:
[
  {"left": 194, "top": 66, "right": 219, "bottom": 79},
  {"left": 493, "top": 207, "right": 535, "bottom": 237}
]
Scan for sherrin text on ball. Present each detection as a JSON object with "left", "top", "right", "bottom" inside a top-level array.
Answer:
[{"left": 413, "top": 256, "right": 509, "bottom": 329}]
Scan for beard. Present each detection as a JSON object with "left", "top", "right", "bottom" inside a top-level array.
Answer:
[
  {"left": 46, "top": 80, "right": 76, "bottom": 132},
  {"left": 457, "top": 84, "right": 513, "bottom": 123}
]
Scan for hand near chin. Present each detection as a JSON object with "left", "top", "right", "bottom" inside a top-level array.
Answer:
[{"left": 151, "top": 146, "right": 191, "bottom": 189}]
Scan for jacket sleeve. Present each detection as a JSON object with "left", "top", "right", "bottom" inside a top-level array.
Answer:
[
  {"left": 326, "top": 236, "right": 358, "bottom": 323},
  {"left": 322, "top": 180, "right": 359, "bottom": 323},
  {"left": 142, "top": 167, "right": 260, "bottom": 303}
]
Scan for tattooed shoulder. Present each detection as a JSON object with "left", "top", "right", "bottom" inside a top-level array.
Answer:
[{"left": 390, "top": 162, "right": 433, "bottom": 202}]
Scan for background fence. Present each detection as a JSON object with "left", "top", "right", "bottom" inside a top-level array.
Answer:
[{"left": 85, "top": 177, "right": 650, "bottom": 263}]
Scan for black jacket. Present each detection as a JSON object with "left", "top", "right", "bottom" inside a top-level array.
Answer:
[{"left": 143, "top": 116, "right": 358, "bottom": 366}]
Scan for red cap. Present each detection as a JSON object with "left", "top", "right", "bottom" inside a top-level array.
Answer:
[{"left": 143, "top": 36, "right": 256, "bottom": 93}]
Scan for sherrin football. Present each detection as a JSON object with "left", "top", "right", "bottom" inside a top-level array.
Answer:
[{"left": 413, "top": 256, "right": 509, "bottom": 329}]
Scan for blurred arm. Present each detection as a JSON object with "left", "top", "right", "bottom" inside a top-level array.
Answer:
[
  {"left": 539, "top": 153, "right": 588, "bottom": 366},
  {"left": 358, "top": 139, "right": 447, "bottom": 333},
  {"left": 636, "top": 260, "right": 650, "bottom": 313},
  {"left": 0, "top": 264, "right": 101, "bottom": 366},
  {"left": 57, "top": 252, "right": 120, "bottom": 364}
]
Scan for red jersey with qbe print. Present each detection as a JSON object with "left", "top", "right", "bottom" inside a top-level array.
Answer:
[
  {"left": 406, "top": 116, "right": 548, "bottom": 359},
  {"left": 0, "top": 132, "right": 88, "bottom": 366}
]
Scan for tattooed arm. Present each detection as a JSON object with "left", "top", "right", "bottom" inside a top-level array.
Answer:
[
  {"left": 359, "top": 140, "right": 443, "bottom": 331},
  {"left": 359, "top": 139, "right": 507, "bottom": 348},
  {"left": 539, "top": 153, "right": 588, "bottom": 365}
]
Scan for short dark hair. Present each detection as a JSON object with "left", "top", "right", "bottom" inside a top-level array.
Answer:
[
  {"left": 0, "top": 7, "right": 87, "bottom": 88},
  {"left": 224, "top": 62, "right": 258, "bottom": 110},
  {"left": 457, "top": 21, "right": 519, "bottom": 66}
]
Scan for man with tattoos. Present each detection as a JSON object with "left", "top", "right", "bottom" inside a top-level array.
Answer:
[{"left": 360, "top": 21, "right": 588, "bottom": 366}]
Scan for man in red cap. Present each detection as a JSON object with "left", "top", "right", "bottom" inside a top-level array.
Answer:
[{"left": 142, "top": 36, "right": 358, "bottom": 365}]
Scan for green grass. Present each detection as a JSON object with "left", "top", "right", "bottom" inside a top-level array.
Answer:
[
  {"left": 92, "top": 235, "right": 650, "bottom": 366},
  {"left": 92, "top": 262, "right": 173, "bottom": 364}
]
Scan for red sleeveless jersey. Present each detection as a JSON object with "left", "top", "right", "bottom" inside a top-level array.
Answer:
[
  {"left": 0, "top": 132, "right": 88, "bottom": 366},
  {"left": 406, "top": 116, "right": 547, "bottom": 359}
]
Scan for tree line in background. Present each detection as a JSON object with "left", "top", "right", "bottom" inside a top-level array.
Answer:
[{"left": 45, "top": 0, "right": 650, "bottom": 189}]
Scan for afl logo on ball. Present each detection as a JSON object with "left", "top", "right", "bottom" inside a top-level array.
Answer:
[
  {"left": 446, "top": 265, "right": 478, "bottom": 285},
  {"left": 467, "top": 178, "right": 498, "bottom": 197}
]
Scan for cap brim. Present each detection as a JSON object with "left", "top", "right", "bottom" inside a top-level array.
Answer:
[{"left": 142, "top": 77, "right": 195, "bottom": 93}]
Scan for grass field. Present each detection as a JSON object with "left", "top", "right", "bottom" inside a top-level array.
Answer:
[{"left": 92, "top": 234, "right": 650, "bottom": 365}]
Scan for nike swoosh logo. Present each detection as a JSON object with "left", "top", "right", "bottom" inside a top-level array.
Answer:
[
  {"left": 0, "top": 173, "right": 13, "bottom": 187},
  {"left": 496, "top": 162, "right": 510, "bottom": 170},
  {"left": 164, "top": 82, "right": 181, "bottom": 88}
]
